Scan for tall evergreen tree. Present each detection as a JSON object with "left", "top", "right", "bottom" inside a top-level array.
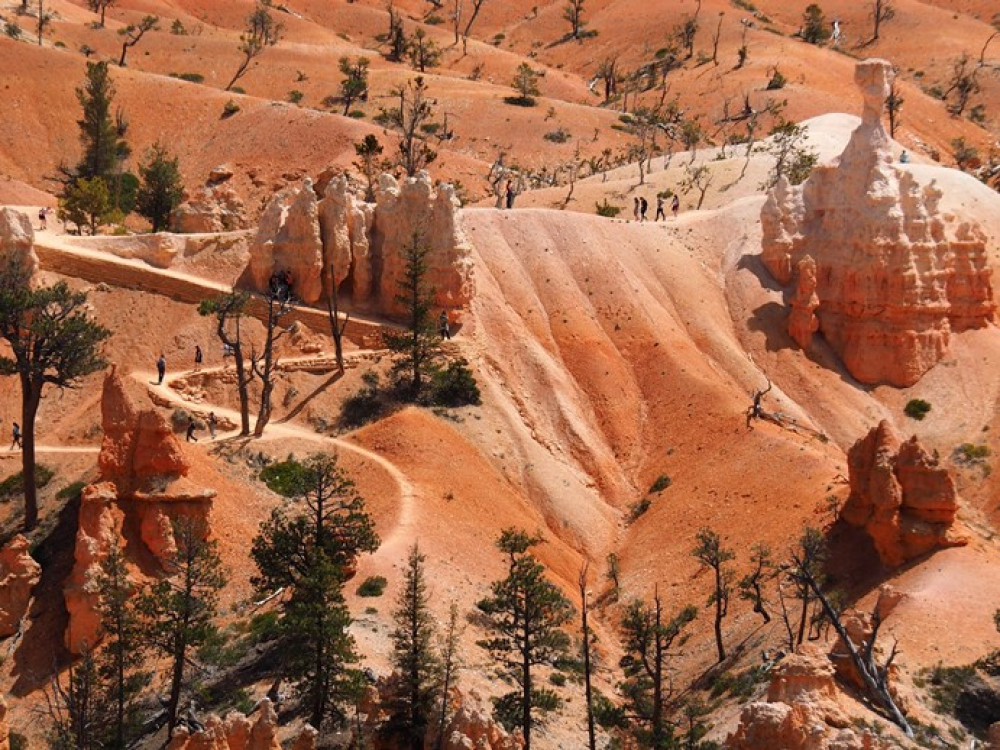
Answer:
[
  {"left": 384, "top": 232, "right": 442, "bottom": 399},
  {"left": 476, "top": 529, "right": 574, "bottom": 750},
  {"left": 619, "top": 591, "right": 697, "bottom": 749},
  {"left": 387, "top": 544, "right": 442, "bottom": 749},
  {"left": 75, "top": 61, "right": 130, "bottom": 181},
  {"left": 135, "top": 520, "right": 226, "bottom": 737},
  {"left": 96, "top": 543, "right": 149, "bottom": 749},
  {"left": 136, "top": 142, "right": 183, "bottom": 232},
  {"left": 0, "top": 254, "right": 110, "bottom": 530},
  {"left": 251, "top": 453, "right": 380, "bottom": 728}
]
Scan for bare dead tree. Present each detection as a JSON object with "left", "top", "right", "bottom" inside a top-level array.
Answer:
[
  {"left": 461, "top": 0, "right": 488, "bottom": 54},
  {"left": 794, "top": 544, "right": 914, "bottom": 738},
  {"left": 979, "top": 23, "right": 1000, "bottom": 68},
  {"left": 711, "top": 12, "right": 724, "bottom": 65},
  {"left": 88, "top": 0, "right": 115, "bottom": 27},
  {"left": 325, "top": 270, "right": 350, "bottom": 373},
  {"left": 869, "top": 0, "right": 894, "bottom": 42},
  {"left": 886, "top": 73, "right": 903, "bottom": 138},
  {"left": 595, "top": 57, "right": 618, "bottom": 102},
  {"left": 579, "top": 563, "right": 597, "bottom": 750},
  {"left": 250, "top": 288, "right": 291, "bottom": 436},
  {"left": 736, "top": 20, "right": 749, "bottom": 68},
  {"left": 943, "top": 52, "right": 979, "bottom": 116}
]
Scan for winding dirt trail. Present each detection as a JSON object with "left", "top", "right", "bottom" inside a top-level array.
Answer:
[{"left": 130, "top": 366, "right": 419, "bottom": 565}]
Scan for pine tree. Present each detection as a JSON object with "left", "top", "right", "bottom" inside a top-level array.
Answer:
[
  {"left": 338, "top": 56, "right": 370, "bottom": 116},
  {"left": 251, "top": 453, "right": 380, "bottom": 728},
  {"left": 387, "top": 544, "right": 442, "bottom": 749},
  {"left": 135, "top": 519, "right": 226, "bottom": 737},
  {"left": 0, "top": 254, "right": 110, "bottom": 530},
  {"left": 96, "top": 543, "right": 150, "bottom": 748},
  {"left": 198, "top": 292, "right": 251, "bottom": 435},
  {"left": 692, "top": 527, "right": 734, "bottom": 663},
  {"left": 136, "top": 142, "right": 183, "bottom": 232},
  {"left": 476, "top": 529, "right": 574, "bottom": 749},
  {"left": 384, "top": 232, "right": 443, "bottom": 399},
  {"left": 619, "top": 591, "right": 697, "bottom": 749},
  {"left": 75, "top": 61, "right": 130, "bottom": 181}
]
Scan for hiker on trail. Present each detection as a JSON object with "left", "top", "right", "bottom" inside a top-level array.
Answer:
[
  {"left": 38, "top": 208, "right": 47, "bottom": 230},
  {"left": 10, "top": 422, "right": 20, "bottom": 450},
  {"left": 832, "top": 19, "right": 841, "bottom": 47},
  {"left": 194, "top": 345, "right": 203, "bottom": 370},
  {"left": 156, "top": 353, "right": 166, "bottom": 385},
  {"left": 439, "top": 311, "right": 451, "bottom": 340},
  {"left": 505, "top": 181, "right": 515, "bottom": 209},
  {"left": 900, "top": 150, "right": 909, "bottom": 164},
  {"left": 633, "top": 197, "right": 640, "bottom": 221},
  {"left": 186, "top": 418, "right": 198, "bottom": 443},
  {"left": 222, "top": 343, "right": 234, "bottom": 358},
  {"left": 655, "top": 195, "right": 666, "bottom": 221},
  {"left": 640, "top": 196, "right": 649, "bottom": 222},
  {"left": 208, "top": 412, "right": 217, "bottom": 440},
  {"left": 671, "top": 193, "right": 680, "bottom": 217}
]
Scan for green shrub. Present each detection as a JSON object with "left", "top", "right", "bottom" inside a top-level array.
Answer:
[
  {"left": 348, "top": 109, "right": 366, "bottom": 119},
  {"left": 420, "top": 122, "right": 441, "bottom": 135},
  {"left": 503, "top": 95, "right": 537, "bottom": 107},
  {"left": 596, "top": 199, "right": 622, "bottom": 218},
  {"left": 648, "top": 474, "right": 672, "bottom": 493},
  {"left": 957, "top": 443, "right": 990, "bottom": 462},
  {"left": 549, "top": 672, "right": 566, "bottom": 686},
  {"left": 357, "top": 575, "right": 388, "bottom": 597},
  {"left": 341, "top": 371, "right": 387, "bottom": 428},
  {"left": 222, "top": 99, "right": 241, "bottom": 118},
  {"left": 5, "top": 22, "right": 22, "bottom": 40},
  {"left": 171, "top": 19, "right": 188, "bottom": 35},
  {"left": 766, "top": 68, "right": 787, "bottom": 90},
  {"left": 904, "top": 399, "right": 932, "bottom": 420},
  {"left": 628, "top": 497, "right": 652, "bottom": 524},
  {"left": 492, "top": 32, "right": 506, "bottom": 45},
  {"left": 259, "top": 457, "right": 311, "bottom": 497},
  {"left": 288, "top": 89, "right": 304, "bottom": 104},
  {"left": 171, "top": 72, "right": 205, "bottom": 83},
  {"left": 426, "top": 14, "right": 444, "bottom": 25},
  {"left": 56, "top": 480, "right": 87, "bottom": 501},
  {"left": 248, "top": 611, "right": 281, "bottom": 643},
  {"left": 543, "top": 128, "right": 571, "bottom": 143},
  {"left": 0, "top": 465, "right": 55, "bottom": 500},
  {"left": 431, "top": 359, "right": 481, "bottom": 407}
]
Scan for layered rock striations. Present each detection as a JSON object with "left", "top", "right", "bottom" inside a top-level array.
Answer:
[
  {"left": 840, "top": 420, "right": 964, "bottom": 567},
  {"left": 247, "top": 171, "right": 473, "bottom": 320},
  {"left": 65, "top": 369, "right": 216, "bottom": 653},
  {"left": 760, "top": 59, "right": 995, "bottom": 386}
]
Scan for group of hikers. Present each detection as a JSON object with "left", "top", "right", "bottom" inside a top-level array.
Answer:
[{"left": 634, "top": 193, "right": 680, "bottom": 222}]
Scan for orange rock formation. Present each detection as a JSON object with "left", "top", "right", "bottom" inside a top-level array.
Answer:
[
  {"left": 841, "top": 421, "right": 964, "bottom": 567},
  {"left": 0, "top": 207, "right": 38, "bottom": 275},
  {"left": 727, "top": 647, "right": 888, "bottom": 749},
  {"left": 0, "top": 535, "right": 41, "bottom": 638},
  {"left": 247, "top": 172, "right": 472, "bottom": 320},
  {"left": 761, "top": 59, "right": 995, "bottom": 386}
]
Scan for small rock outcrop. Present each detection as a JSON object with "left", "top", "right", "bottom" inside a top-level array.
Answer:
[
  {"left": 171, "top": 165, "right": 250, "bottom": 234},
  {"left": 247, "top": 171, "right": 473, "bottom": 321},
  {"left": 0, "top": 535, "right": 41, "bottom": 638},
  {"left": 840, "top": 420, "right": 964, "bottom": 567},
  {"left": 99, "top": 367, "right": 190, "bottom": 496},
  {"left": 65, "top": 370, "right": 216, "bottom": 654},
  {"left": 165, "top": 700, "right": 298, "bottom": 750},
  {"left": 0, "top": 207, "right": 39, "bottom": 276},
  {"left": 760, "top": 59, "right": 995, "bottom": 386},
  {"left": 728, "top": 647, "right": 889, "bottom": 750}
]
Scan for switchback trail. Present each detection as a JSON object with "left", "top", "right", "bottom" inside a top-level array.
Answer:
[{"left": 130, "top": 366, "right": 418, "bottom": 565}]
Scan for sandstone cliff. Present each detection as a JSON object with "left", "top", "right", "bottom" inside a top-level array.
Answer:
[
  {"left": 171, "top": 164, "right": 251, "bottom": 234},
  {"left": 0, "top": 207, "right": 39, "bottom": 276},
  {"left": 246, "top": 171, "right": 472, "bottom": 321},
  {"left": 840, "top": 420, "right": 964, "bottom": 567},
  {"left": 760, "top": 59, "right": 995, "bottom": 386}
]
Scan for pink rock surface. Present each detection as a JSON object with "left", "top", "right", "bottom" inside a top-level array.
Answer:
[{"left": 761, "top": 59, "right": 995, "bottom": 386}]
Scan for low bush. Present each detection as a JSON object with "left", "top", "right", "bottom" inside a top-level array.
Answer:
[
  {"left": 543, "top": 128, "right": 571, "bottom": 143},
  {"left": 503, "top": 95, "right": 537, "bottom": 107},
  {"left": 171, "top": 72, "right": 204, "bottom": 83},
  {"left": 288, "top": 89, "right": 304, "bottom": 104},
  {"left": 0, "top": 465, "right": 55, "bottom": 500},
  {"left": 649, "top": 474, "right": 672, "bottom": 493},
  {"left": 595, "top": 199, "right": 622, "bottom": 218},
  {"left": 357, "top": 575, "right": 388, "bottom": 597},
  {"left": 628, "top": 497, "right": 652, "bottom": 524},
  {"left": 222, "top": 99, "right": 240, "bottom": 118},
  {"left": 340, "top": 371, "right": 387, "bottom": 428},
  {"left": 904, "top": 398, "right": 931, "bottom": 420},
  {"left": 259, "top": 457, "right": 311, "bottom": 497},
  {"left": 431, "top": 359, "right": 481, "bottom": 407}
]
